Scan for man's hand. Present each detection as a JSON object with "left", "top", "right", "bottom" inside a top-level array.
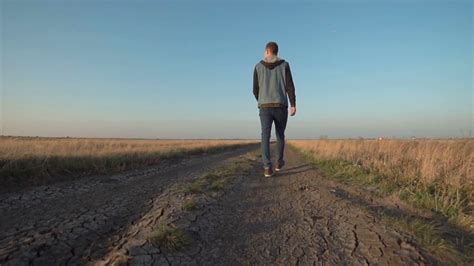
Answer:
[{"left": 290, "top": 106, "right": 296, "bottom": 116}]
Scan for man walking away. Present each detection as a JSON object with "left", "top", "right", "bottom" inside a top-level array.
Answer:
[{"left": 253, "top": 41, "right": 297, "bottom": 177}]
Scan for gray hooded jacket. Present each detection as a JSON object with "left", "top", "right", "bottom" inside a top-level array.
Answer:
[{"left": 253, "top": 55, "right": 296, "bottom": 108}]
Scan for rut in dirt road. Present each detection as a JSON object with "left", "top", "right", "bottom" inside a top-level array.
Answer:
[
  {"left": 0, "top": 144, "right": 259, "bottom": 265},
  {"left": 158, "top": 145, "right": 431, "bottom": 265}
]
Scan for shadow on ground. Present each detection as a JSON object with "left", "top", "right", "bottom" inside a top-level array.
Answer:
[{"left": 332, "top": 186, "right": 474, "bottom": 264}]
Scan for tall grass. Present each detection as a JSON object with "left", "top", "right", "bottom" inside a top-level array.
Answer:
[
  {"left": 289, "top": 139, "right": 472, "bottom": 188},
  {"left": 0, "top": 137, "right": 257, "bottom": 159},
  {"left": 0, "top": 137, "right": 258, "bottom": 191},
  {"left": 288, "top": 139, "right": 473, "bottom": 231}
]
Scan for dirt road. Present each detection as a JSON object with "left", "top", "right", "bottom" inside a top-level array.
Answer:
[{"left": 0, "top": 143, "right": 431, "bottom": 265}]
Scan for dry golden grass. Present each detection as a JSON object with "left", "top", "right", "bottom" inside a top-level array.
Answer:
[
  {"left": 0, "top": 137, "right": 258, "bottom": 192},
  {"left": 289, "top": 139, "right": 474, "bottom": 234},
  {"left": 289, "top": 139, "right": 474, "bottom": 262},
  {"left": 0, "top": 137, "right": 257, "bottom": 159},
  {"left": 289, "top": 139, "right": 473, "bottom": 189}
]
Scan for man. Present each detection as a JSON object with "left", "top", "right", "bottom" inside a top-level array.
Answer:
[{"left": 253, "top": 41, "right": 296, "bottom": 177}]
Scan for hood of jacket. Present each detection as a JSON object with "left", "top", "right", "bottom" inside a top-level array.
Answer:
[{"left": 260, "top": 55, "right": 285, "bottom": 70}]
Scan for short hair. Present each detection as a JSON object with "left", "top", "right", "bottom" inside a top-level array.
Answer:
[{"left": 265, "top": 41, "right": 278, "bottom": 55}]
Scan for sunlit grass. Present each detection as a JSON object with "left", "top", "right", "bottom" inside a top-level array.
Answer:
[
  {"left": 0, "top": 136, "right": 258, "bottom": 191},
  {"left": 290, "top": 140, "right": 474, "bottom": 265},
  {"left": 288, "top": 139, "right": 473, "bottom": 188}
]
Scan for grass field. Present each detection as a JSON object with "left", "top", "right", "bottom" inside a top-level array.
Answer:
[
  {"left": 288, "top": 139, "right": 474, "bottom": 232},
  {"left": 0, "top": 136, "right": 258, "bottom": 192}
]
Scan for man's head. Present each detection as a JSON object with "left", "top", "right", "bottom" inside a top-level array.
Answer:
[{"left": 265, "top": 41, "right": 278, "bottom": 57}]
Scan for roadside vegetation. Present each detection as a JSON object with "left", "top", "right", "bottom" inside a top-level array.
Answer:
[
  {"left": 0, "top": 136, "right": 258, "bottom": 192},
  {"left": 149, "top": 223, "right": 192, "bottom": 252},
  {"left": 289, "top": 139, "right": 473, "bottom": 264},
  {"left": 182, "top": 198, "right": 199, "bottom": 211},
  {"left": 179, "top": 151, "right": 257, "bottom": 195}
]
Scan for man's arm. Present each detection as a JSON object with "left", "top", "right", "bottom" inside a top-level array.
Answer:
[
  {"left": 285, "top": 63, "right": 296, "bottom": 107},
  {"left": 253, "top": 67, "right": 259, "bottom": 101}
]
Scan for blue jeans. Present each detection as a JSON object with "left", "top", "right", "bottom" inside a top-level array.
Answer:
[{"left": 259, "top": 107, "right": 288, "bottom": 169}]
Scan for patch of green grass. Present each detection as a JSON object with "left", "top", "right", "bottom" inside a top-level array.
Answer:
[
  {"left": 216, "top": 160, "right": 254, "bottom": 177},
  {"left": 298, "top": 150, "right": 398, "bottom": 195},
  {"left": 179, "top": 151, "right": 257, "bottom": 195},
  {"left": 177, "top": 172, "right": 222, "bottom": 193},
  {"left": 180, "top": 178, "right": 207, "bottom": 194},
  {"left": 248, "top": 148, "right": 261, "bottom": 159},
  {"left": 383, "top": 215, "right": 473, "bottom": 265},
  {"left": 202, "top": 172, "right": 220, "bottom": 181},
  {"left": 149, "top": 224, "right": 192, "bottom": 251},
  {"left": 399, "top": 184, "right": 472, "bottom": 220},
  {"left": 182, "top": 199, "right": 199, "bottom": 211},
  {"left": 210, "top": 178, "right": 227, "bottom": 191}
]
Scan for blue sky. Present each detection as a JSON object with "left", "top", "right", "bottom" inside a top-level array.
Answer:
[{"left": 1, "top": 0, "right": 472, "bottom": 139}]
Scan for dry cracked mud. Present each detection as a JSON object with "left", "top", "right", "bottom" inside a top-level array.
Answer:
[{"left": 1, "top": 143, "right": 434, "bottom": 265}]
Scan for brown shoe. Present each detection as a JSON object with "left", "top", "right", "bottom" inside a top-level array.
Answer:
[
  {"left": 275, "top": 163, "right": 284, "bottom": 172},
  {"left": 264, "top": 167, "right": 273, "bottom": 177}
]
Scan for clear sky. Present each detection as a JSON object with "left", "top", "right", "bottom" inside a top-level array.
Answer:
[{"left": 1, "top": 0, "right": 472, "bottom": 139}]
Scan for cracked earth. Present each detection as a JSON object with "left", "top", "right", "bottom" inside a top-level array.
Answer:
[{"left": 0, "top": 143, "right": 432, "bottom": 265}]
